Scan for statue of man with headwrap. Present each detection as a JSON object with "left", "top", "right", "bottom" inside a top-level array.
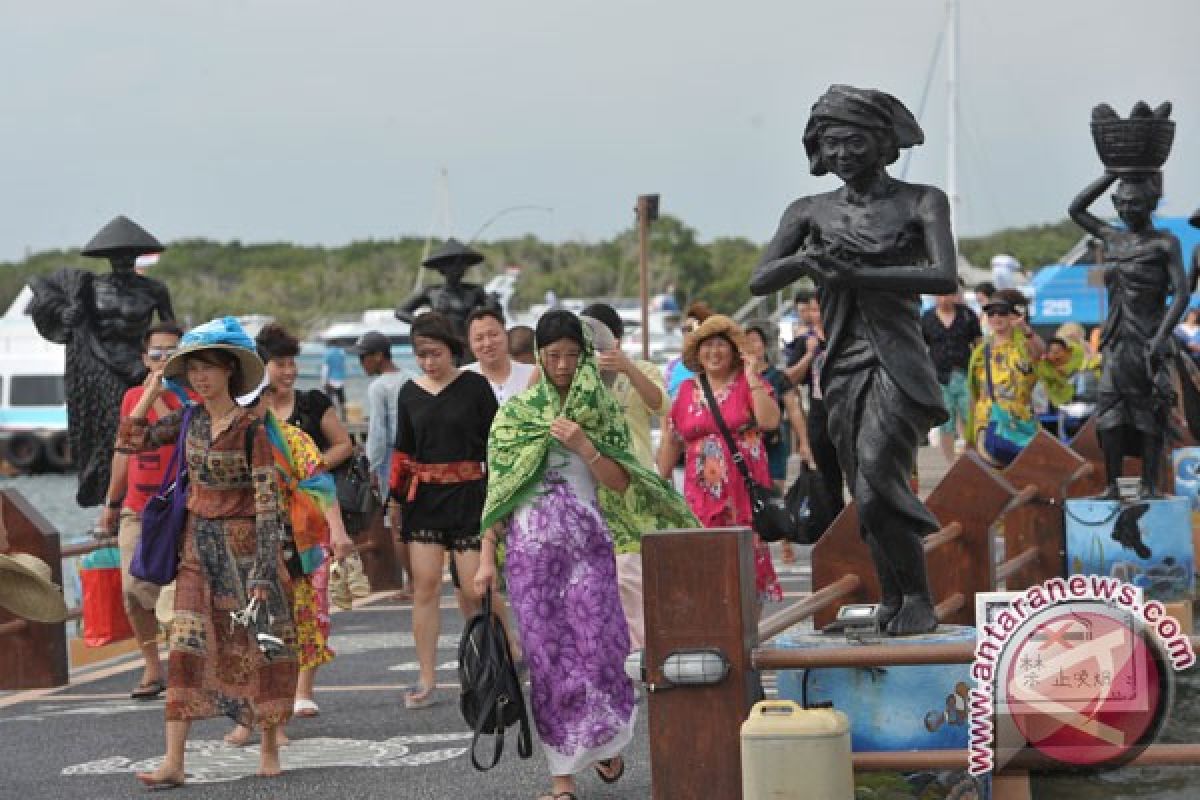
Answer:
[
  {"left": 396, "top": 238, "right": 501, "bottom": 340},
  {"left": 750, "top": 85, "right": 958, "bottom": 636},
  {"left": 29, "top": 216, "right": 175, "bottom": 508}
]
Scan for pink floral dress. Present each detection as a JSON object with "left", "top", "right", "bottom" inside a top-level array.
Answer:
[{"left": 669, "top": 373, "right": 782, "bottom": 601}]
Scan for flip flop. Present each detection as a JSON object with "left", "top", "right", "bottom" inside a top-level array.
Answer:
[
  {"left": 131, "top": 680, "right": 166, "bottom": 700},
  {"left": 536, "top": 793, "right": 577, "bottom": 800},
  {"left": 404, "top": 684, "right": 438, "bottom": 710},
  {"left": 595, "top": 754, "right": 625, "bottom": 784},
  {"left": 293, "top": 697, "right": 320, "bottom": 717}
]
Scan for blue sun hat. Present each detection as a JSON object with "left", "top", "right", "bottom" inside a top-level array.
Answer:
[{"left": 162, "top": 316, "right": 265, "bottom": 396}]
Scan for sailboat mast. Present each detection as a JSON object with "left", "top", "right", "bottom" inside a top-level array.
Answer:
[{"left": 946, "top": 0, "right": 960, "bottom": 242}]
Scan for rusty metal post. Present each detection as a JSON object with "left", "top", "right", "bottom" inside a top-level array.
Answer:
[
  {"left": 636, "top": 194, "right": 659, "bottom": 361},
  {"left": 0, "top": 490, "right": 69, "bottom": 689},
  {"left": 643, "top": 528, "right": 757, "bottom": 800}
]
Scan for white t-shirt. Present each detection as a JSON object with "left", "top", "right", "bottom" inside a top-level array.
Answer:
[{"left": 466, "top": 360, "right": 537, "bottom": 404}]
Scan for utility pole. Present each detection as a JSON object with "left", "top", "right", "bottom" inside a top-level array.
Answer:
[
  {"left": 946, "top": 0, "right": 960, "bottom": 241},
  {"left": 636, "top": 194, "right": 660, "bottom": 361}
]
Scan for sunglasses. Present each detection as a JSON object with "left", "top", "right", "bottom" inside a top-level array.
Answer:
[{"left": 145, "top": 348, "right": 178, "bottom": 361}]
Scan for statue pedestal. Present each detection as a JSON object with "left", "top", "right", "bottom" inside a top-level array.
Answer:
[
  {"left": 1065, "top": 497, "right": 1194, "bottom": 604},
  {"left": 774, "top": 625, "right": 976, "bottom": 752}
]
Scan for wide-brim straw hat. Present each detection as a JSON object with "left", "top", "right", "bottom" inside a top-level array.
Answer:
[
  {"left": 682, "top": 314, "right": 746, "bottom": 373},
  {"left": 163, "top": 316, "right": 265, "bottom": 398},
  {"left": 0, "top": 552, "right": 69, "bottom": 623}
]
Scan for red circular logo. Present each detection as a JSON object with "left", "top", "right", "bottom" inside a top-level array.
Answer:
[{"left": 998, "top": 601, "right": 1171, "bottom": 769}]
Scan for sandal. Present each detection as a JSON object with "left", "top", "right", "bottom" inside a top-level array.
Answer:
[
  {"left": 293, "top": 697, "right": 320, "bottom": 717},
  {"left": 594, "top": 754, "right": 625, "bottom": 784},
  {"left": 536, "top": 793, "right": 577, "bottom": 800},
  {"left": 404, "top": 683, "right": 438, "bottom": 710},
  {"left": 131, "top": 679, "right": 166, "bottom": 700}
]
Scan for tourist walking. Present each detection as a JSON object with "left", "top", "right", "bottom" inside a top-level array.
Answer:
[
  {"left": 657, "top": 314, "right": 783, "bottom": 607},
  {"left": 465, "top": 308, "right": 537, "bottom": 403},
  {"left": 99, "top": 321, "right": 188, "bottom": 700},
  {"left": 349, "top": 330, "right": 414, "bottom": 598},
  {"left": 582, "top": 302, "right": 670, "bottom": 649},
  {"left": 256, "top": 323, "right": 354, "bottom": 718},
  {"left": 475, "top": 310, "right": 695, "bottom": 800},
  {"left": 968, "top": 296, "right": 1041, "bottom": 466},
  {"left": 390, "top": 312, "right": 496, "bottom": 709},
  {"left": 920, "top": 291, "right": 983, "bottom": 464},
  {"left": 118, "top": 317, "right": 295, "bottom": 788}
]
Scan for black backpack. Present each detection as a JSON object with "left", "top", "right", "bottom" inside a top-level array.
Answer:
[{"left": 457, "top": 589, "right": 532, "bottom": 771}]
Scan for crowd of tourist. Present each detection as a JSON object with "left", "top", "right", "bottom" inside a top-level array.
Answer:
[{"left": 89, "top": 269, "right": 1133, "bottom": 794}]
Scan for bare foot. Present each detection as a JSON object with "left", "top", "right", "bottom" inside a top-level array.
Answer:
[
  {"left": 257, "top": 750, "right": 282, "bottom": 778},
  {"left": 223, "top": 725, "right": 253, "bottom": 747},
  {"left": 277, "top": 729, "right": 291, "bottom": 747},
  {"left": 135, "top": 766, "right": 185, "bottom": 789}
]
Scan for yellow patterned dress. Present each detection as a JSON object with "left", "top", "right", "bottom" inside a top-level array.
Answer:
[
  {"left": 117, "top": 408, "right": 297, "bottom": 730},
  {"left": 277, "top": 421, "right": 335, "bottom": 671}
]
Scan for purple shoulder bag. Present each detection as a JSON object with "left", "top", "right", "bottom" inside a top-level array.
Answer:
[{"left": 130, "top": 405, "right": 196, "bottom": 586}]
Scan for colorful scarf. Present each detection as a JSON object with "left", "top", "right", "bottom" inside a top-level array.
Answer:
[
  {"left": 482, "top": 327, "right": 698, "bottom": 553},
  {"left": 263, "top": 412, "right": 337, "bottom": 575}
]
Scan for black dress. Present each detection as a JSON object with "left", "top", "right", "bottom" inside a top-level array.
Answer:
[{"left": 394, "top": 371, "right": 498, "bottom": 547}]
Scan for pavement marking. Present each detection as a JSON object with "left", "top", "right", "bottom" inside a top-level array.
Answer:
[{"left": 61, "top": 734, "right": 475, "bottom": 784}]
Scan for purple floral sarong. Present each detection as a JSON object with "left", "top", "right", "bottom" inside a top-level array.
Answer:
[{"left": 505, "top": 450, "right": 637, "bottom": 776}]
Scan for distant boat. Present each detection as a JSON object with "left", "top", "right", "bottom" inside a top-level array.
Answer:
[{"left": 0, "top": 286, "right": 70, "bottom": 472}]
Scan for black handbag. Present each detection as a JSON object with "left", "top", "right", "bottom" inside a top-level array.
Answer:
[
  {"left": 698, "top": 374, "right": 810, "bottom": 544},
  {"left": 334, "top": 451, "right": 380, "bottom": 535},
  {"left": 458, "top": 589, "right": 532, "bottom": 771}
]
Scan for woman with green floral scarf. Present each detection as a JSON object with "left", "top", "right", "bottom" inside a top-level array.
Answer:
[{"left": 474, "top": 310, "right": 696, "bottom": 800}]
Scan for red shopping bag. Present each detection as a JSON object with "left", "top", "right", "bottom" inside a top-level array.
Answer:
[{"left": 80, "top": 547, "right": 134, "bottom": 647}]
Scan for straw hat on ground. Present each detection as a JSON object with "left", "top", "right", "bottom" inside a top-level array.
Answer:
[
  {"left": 681, "top": 314, "right": 747, "bottom": 373},
  {"left": 0, "top": 552, "right": 69, "bottom": 623},
  {"left": 162, "top": 316, "right": 265, "bottom": 397}
]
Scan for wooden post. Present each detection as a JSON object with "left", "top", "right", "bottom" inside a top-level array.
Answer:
[
  {"left": 643, "top": 528, "right": 758, "bottom": 800},
  {"left": 0, "top": 490, "right": 69, "bottom": 689},
  {"left": 636, "top": 194, "right": 659, "bottom": 362}
]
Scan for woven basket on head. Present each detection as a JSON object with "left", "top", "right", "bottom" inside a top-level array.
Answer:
[{"left": 1091, "top": 118, "right": 1175, "bottom": 172}]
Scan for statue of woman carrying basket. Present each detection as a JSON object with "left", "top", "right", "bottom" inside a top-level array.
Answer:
[{"left": 1069, "top": 101, "right": 1187, "bottom": 499}]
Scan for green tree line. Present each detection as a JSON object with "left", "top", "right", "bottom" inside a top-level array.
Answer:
[{"left": 0, "top": 216, "right": 1086, "bottom": 334}]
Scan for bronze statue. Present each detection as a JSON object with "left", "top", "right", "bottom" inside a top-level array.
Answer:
[
  {"left": 29, "top": 216, "right": 175, "bottom": 507},
  {"left": 1069, "top": 102, "right": 1186, "bottom": 500},
  {"left": 395, "top": 238, "right": 500, "bottom": 338},
  {"left": 750, "top": 85, "right": 957, "bottom": 636}
]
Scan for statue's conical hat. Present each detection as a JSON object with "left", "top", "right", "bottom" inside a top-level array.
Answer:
[
  {"left": 421, "top": 238, "right": 484, "bottom": 271},
  {"left": 80, "top": 215, "right": 163, "bottom": 259}
]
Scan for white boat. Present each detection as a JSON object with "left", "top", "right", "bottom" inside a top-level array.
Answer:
[{"left": 0, "top": 286, "right": 70, "bottom": 471}]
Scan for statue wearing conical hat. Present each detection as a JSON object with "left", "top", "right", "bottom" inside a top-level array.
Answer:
[
  {"left": 29, "top": 216, "right": 175, "bottom": 507},
  {"left": 395, "top": 238, "right": 501, "bottom": 338}
]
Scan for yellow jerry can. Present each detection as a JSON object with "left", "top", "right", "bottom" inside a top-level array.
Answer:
[{"left": 740, "top": 700, "right": 854, "bottom": 800}]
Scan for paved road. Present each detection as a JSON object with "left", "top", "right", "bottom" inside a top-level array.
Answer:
[{"left": 0, "top": 556, "right": 812, "bottom": 800}]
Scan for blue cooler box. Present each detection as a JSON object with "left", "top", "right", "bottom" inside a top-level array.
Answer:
[
  {"left": 775, "top": 625, "right": 975, "bottom": 752},
  {"left": 1065, "top": 496, "right": 1194, "bottom": 603}
]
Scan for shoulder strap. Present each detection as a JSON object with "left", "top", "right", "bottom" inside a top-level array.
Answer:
[
  {"left": 698, "top": 374, "right": 756, "bottom": 492},
  {"left": 244, "top": 417, "right": 263, "bottom": 467},
  {"left": 158, "top": 405, "right": 195, "bottom": 492},
  {"left": 983, "top": 344, "right": 997, "bottom": 402}
]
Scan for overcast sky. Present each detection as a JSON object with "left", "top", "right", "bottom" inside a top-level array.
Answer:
[{"left": 0, "top": 0, "right": 1196, "bottom": 262}]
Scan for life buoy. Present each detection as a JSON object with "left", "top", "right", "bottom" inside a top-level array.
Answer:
[
  {"left": 43, "top": 431, "right": 72, "bottom": 470},
  {"left": 4, "top": 433, "right": 44, "bottom": 471}
]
